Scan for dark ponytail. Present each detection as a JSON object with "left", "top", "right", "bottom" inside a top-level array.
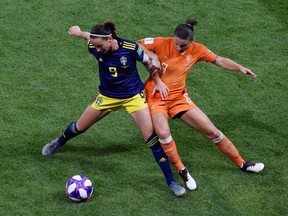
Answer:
[
  {"left": 103, "top": 21, "right": 118, "bottom": 38},
  {"left": 174, "top": 18, "right": 197, "bottom": 41},
  {"left": 90, "top": 20, "right": 118, "bottom": 39}
]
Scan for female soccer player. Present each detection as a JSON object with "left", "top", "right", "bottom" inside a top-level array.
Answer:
[
  {"left": 138, "top": 18, "right": 264, "bottom": 189},
  {"left": 41, "top": 20, "right": 186, "bottom": 196}
]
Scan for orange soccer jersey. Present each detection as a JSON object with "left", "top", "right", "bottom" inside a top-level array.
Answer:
[{"left": 141, "top": 37, "right": 217, "bottom": 100}]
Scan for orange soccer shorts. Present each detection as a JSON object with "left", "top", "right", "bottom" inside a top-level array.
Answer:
[{"left": 147, "top": 90, "right": 197, "bottom": 118}]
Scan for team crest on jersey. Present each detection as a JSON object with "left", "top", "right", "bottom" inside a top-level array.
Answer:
[
  {"left": 120, "top": 56, "right": 128, "bottom": 66},
  {"left": 185, "top": 54, "right": 192, "bottom": 67},
  {"left": 95, "top": 97, "right": 103, "bottom": 106}
]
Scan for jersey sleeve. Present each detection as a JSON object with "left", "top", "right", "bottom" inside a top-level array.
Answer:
[
  {"left": 197, "top": 44, "right": 217, "bottom": 63},
  {"left": 87, "top": 40, "right": 96, "bottom": 55},
  {"left": 140, "top": 37, "right": 165, "bottom": 52},
  {"left": 134, "top": 43, "right": 145, "bottom": 62},
  {"left": 121, "top": 39, "right": 144, "bottom": 62},
  {"left": 141, "top": 38, "right": 155, "bottom": 51}
]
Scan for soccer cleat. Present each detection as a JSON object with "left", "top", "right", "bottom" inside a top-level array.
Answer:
[
  {"left": 241, "top": 161, "right": 265, "bottom": 173},
  {"left": 169, "top": 181, "right": 186, "bottom": 197},
  {"left": 42, "top": 138, "right": 61, "bottom": 156},
  {"left": 179, "top": 167, "right": 197, "bottom": 190}
]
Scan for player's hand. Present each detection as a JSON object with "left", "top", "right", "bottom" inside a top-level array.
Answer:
[
  {"left": 68, "top": 26, "right": 82, "bottom": 37},
  {"left": 151, "top": 58, "right": 161, "bottom": 71},
  {"left": 240, "top": 67, "right": 257, "bottom": 79},
  {"left": 146, "top": 58, "right": 161, "bottom": 73},
  {"left": 152, "top": 80, "right": 170, "bottom": 99},
  {"left": 148, "top": 65, "right": 160, "bottom": 74}
]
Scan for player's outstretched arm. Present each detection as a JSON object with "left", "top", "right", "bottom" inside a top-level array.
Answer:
[
  {"left": 68, "top": 26, "right": 90, "bottom": 40},
  {"left": 137, "top": 42, "right": 161, "bottom": 72},
  {"left": 214, "top": 56, "right": 257, "bottom": 79}
]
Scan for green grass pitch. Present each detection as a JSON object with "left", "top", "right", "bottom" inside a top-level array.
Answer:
[{"left": 1, "top": 0, "right": 287, "bottom": 215}]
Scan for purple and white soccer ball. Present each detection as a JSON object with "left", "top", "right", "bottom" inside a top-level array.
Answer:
[{"left": 66, "top": 175, "right": 93, "bottom": 202}]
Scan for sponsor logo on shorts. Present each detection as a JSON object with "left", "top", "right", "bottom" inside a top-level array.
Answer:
[{"left": 95, "top": 97, "right": 103, "bottom": 106}]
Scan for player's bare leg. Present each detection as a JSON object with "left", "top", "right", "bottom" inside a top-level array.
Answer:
[
  {"left": 151, "top": 112, "right": 197, "bottom": 190},
  {"left": 42, "top": 106, "right": 109, "bottom": 156},
  {"left": 130, "top": 108, "right": 186, "bottom": 196},
  {"left": 180, "top": 107, "right": 264, "bottom": 172},
  {"left": 130, "top": 108, "right": 154, "bottom": 141}
]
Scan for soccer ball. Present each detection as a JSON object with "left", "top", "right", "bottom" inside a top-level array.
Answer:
[{"left": 66, "top": 175, "right": 93, "bottom": 202}]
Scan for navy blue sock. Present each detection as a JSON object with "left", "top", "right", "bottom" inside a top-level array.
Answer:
[
  {"left": 146, "top": 133, "right": 176, "bottom": 186},
  {"left": 57, "top": 122, "right": 81, "bottom": 146}
]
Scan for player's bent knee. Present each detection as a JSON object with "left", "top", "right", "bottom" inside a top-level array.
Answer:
[
  {"left": 157, "top": 130, "right": 171, "bottom": 140},
  {"left": 75, "top": 122, "right": 88, "bottom": 133},
  {"left": 212, "top": 131, "right": 224, "bottom": 144},
  {"left": 159, "top": 135, "right": 172, "bottom": 144}
]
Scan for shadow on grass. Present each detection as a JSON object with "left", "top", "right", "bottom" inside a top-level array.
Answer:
[
  {"left": 37, "top": 139, "right": 145, "bottom": 176},
  {"left": 62, "top": 142, "right": 136, "bottom": 156},
  {"left": 54, "top": 189, "right": 99, "bottom": 204},
  {"left": 54, "top": 190, "right": 70, "bottom": 203},
  {"left": 206, "top": 110, "right": 285, "bottom": 138}
]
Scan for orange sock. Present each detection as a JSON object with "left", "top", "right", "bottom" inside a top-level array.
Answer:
[
  {"left": 216, "top": 136, "right": 244, "bottom": 167},
  {"left": 160, "top": 139, "right": 185, "bottom": 171}
]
